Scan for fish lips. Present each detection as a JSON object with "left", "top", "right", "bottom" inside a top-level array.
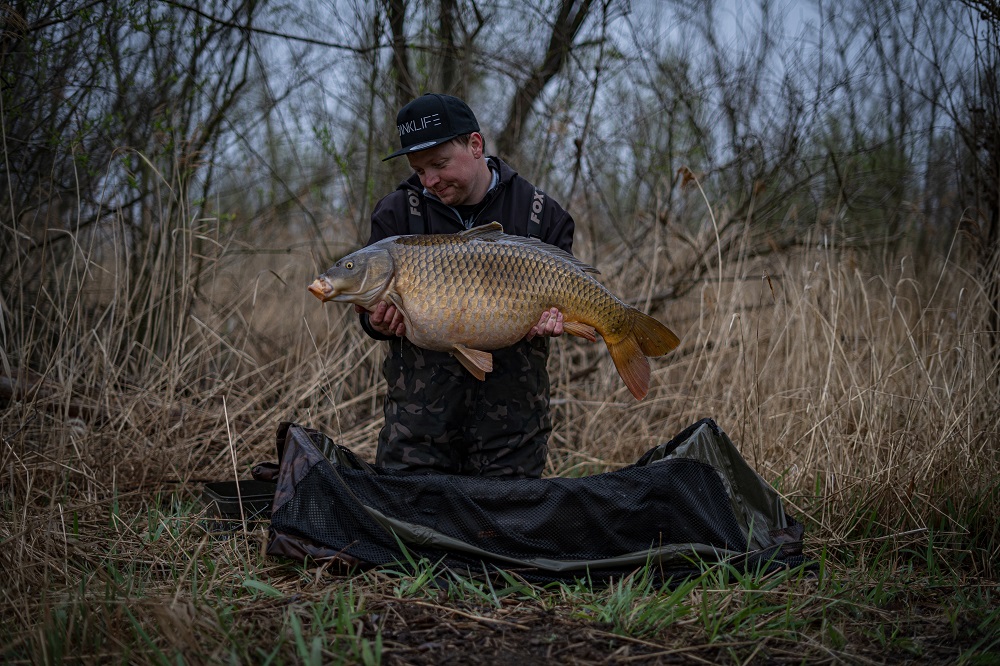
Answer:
[
  {"left": 308, "top": 278, "right": 371, "bottom": 304},
  {"left": 308, "top": 279, "right": 334, "bottom": 301}
]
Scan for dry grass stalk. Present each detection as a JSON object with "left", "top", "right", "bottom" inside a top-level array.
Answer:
[{"left": 2, "top": 199, "right": 998, "bottom": 661}]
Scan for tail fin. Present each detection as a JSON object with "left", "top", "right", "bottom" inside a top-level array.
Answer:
[
  {"left": 606, "top": 334, "right": 652, "bottom": 400},
  {"left": 605, "top": 309, "right": 680, "bottom": 400},
  {"left": 629, "top": 309, "right": 680, "bottom": 357}
]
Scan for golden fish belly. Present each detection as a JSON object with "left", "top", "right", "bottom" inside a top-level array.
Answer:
[{"left": 387, "top": 237, "right": 629, "bottom": 351}]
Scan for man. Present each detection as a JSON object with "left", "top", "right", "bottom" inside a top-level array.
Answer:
[{"left": 357, "top": 92, "right": 576, "bottom": 478}]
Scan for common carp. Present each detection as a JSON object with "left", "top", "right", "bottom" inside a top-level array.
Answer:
[{"left": 308, "top": 222, "right": 679, "bottom": 400}]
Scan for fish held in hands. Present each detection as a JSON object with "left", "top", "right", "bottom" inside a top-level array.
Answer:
[{"left": 308, "top": 222, "right": 680, "bottom": 400}]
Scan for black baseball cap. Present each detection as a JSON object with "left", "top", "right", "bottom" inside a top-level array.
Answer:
[{"left": 382, "top": 93, "right": 480, "bottom": 161}]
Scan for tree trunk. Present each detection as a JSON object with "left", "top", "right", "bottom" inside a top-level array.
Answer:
[
  {"left": 496, "top": 0, "right": 595, "bottom": 157},
  {"left": 386, "top": 0, "right": 417, "bottom": 109}
]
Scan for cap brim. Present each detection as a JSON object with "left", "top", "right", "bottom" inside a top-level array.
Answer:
[{"left": 381, "top": 134, "right": 459, "bottom": 161}]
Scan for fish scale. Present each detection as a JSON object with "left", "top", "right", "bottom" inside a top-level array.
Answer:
[
  {"left": 395, "top": 236, "right": 598, "bottom": 341},
  {"left": 393, "top": 239, "right": 560, "bottom": 346},
  {"left": 308, "top": 222, "right": 679, "bottom": 400}
]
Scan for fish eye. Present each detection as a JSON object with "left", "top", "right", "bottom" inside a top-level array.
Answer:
[{"left": 345, "top": 261, "right": 354, "bottom": 269}]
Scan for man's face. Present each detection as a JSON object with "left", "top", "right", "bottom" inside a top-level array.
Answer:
[{"left": 406, "top": 133, "right": 485, "bottom": 207}]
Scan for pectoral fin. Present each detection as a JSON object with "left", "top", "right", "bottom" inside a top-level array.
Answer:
[
  {"left": 563, "top": 321, "right": 598, "bottom": 342},
  {"left": 452, "top": 344, "right": 493, "bottom": 380}
]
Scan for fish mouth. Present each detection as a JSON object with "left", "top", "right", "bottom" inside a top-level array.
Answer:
[
  {"left": 308, "top": 279, "right": 335, "bottom": 301},
  {"left": 308, "top": 278, "right": 372, "bottom": 304}
]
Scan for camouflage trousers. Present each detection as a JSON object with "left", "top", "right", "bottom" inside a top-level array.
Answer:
[{"left": 376, "top": 337, "right": 551, "bottom": 478}]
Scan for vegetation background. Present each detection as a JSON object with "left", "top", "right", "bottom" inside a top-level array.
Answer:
[{"left": 2, "top": 0, "right": 998, "bottom": 662}]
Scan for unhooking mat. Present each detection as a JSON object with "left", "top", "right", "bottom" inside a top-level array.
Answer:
[{"left": 251, "top": 418, "right": 807, "bottom": 583}]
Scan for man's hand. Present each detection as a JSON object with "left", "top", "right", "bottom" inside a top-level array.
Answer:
[
  {"left": 356, "top": 302, "right": 406, "bottom": 337},
  {"left": 526, "top": 307, "right": 564, "bottom": 341}
]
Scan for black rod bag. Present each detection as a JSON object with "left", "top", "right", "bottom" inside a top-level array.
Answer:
[{"left": 261, "top": 418, "right": 807, "bottom": 583}]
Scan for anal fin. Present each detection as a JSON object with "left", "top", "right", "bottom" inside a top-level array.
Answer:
[
  {"left": 563, "top": 321, "right": 598, "bottom": 342},
  {"left": 452, "top": 344, "right": 493, "bottom": 380}
]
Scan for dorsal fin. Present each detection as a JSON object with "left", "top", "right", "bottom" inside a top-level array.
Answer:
[
  {"left": 458, "top": 221, "right": 505, "bottom": 241},
  {"left": 458, "top": 221, "right": 600, "bottom": 275}
]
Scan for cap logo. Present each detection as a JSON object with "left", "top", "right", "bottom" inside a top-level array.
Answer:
[{"left": 398, "top": 113, "right": 442, "bottom": 137}]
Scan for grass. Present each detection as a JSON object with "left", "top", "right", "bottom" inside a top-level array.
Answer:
[
  {"left": 2, "top": 183, "right": 1000, "bottom": 662},
  {"left": 6, "top": 493, "right": 996, "bottom": 663}
]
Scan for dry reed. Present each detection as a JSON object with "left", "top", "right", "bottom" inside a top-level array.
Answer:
[{"left": 2, "top": 195, "right": 998, "bottom": 662}]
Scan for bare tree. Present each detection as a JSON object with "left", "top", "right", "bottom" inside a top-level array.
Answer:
[
  {"left": 957, "top": 1, "right": 1000, "bottom": 345},
  {"left": 1, "top": 0, "right": 262, "bottom": 362},
  {"left": 495, "top": 0, "right": 597, "bottom": 158},
  {"left": 385, "top": 0, "right": 418, "bottom": 110}
]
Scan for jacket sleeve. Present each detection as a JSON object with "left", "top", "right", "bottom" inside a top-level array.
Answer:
[
  {"left": 543, "top": 201, "right": 576, "bottom": 255},
  {"left": 359, "top": 310, "right": 396, "bottom": 341},
  {"left": 358, "top": 192, "right": 408, "bottom": 340},
  {"left": 507, "top": 172, "right": 576, "bottom": 255},
  {"left": 368, "top": 192, "right": 408, "bottom": 244}
]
